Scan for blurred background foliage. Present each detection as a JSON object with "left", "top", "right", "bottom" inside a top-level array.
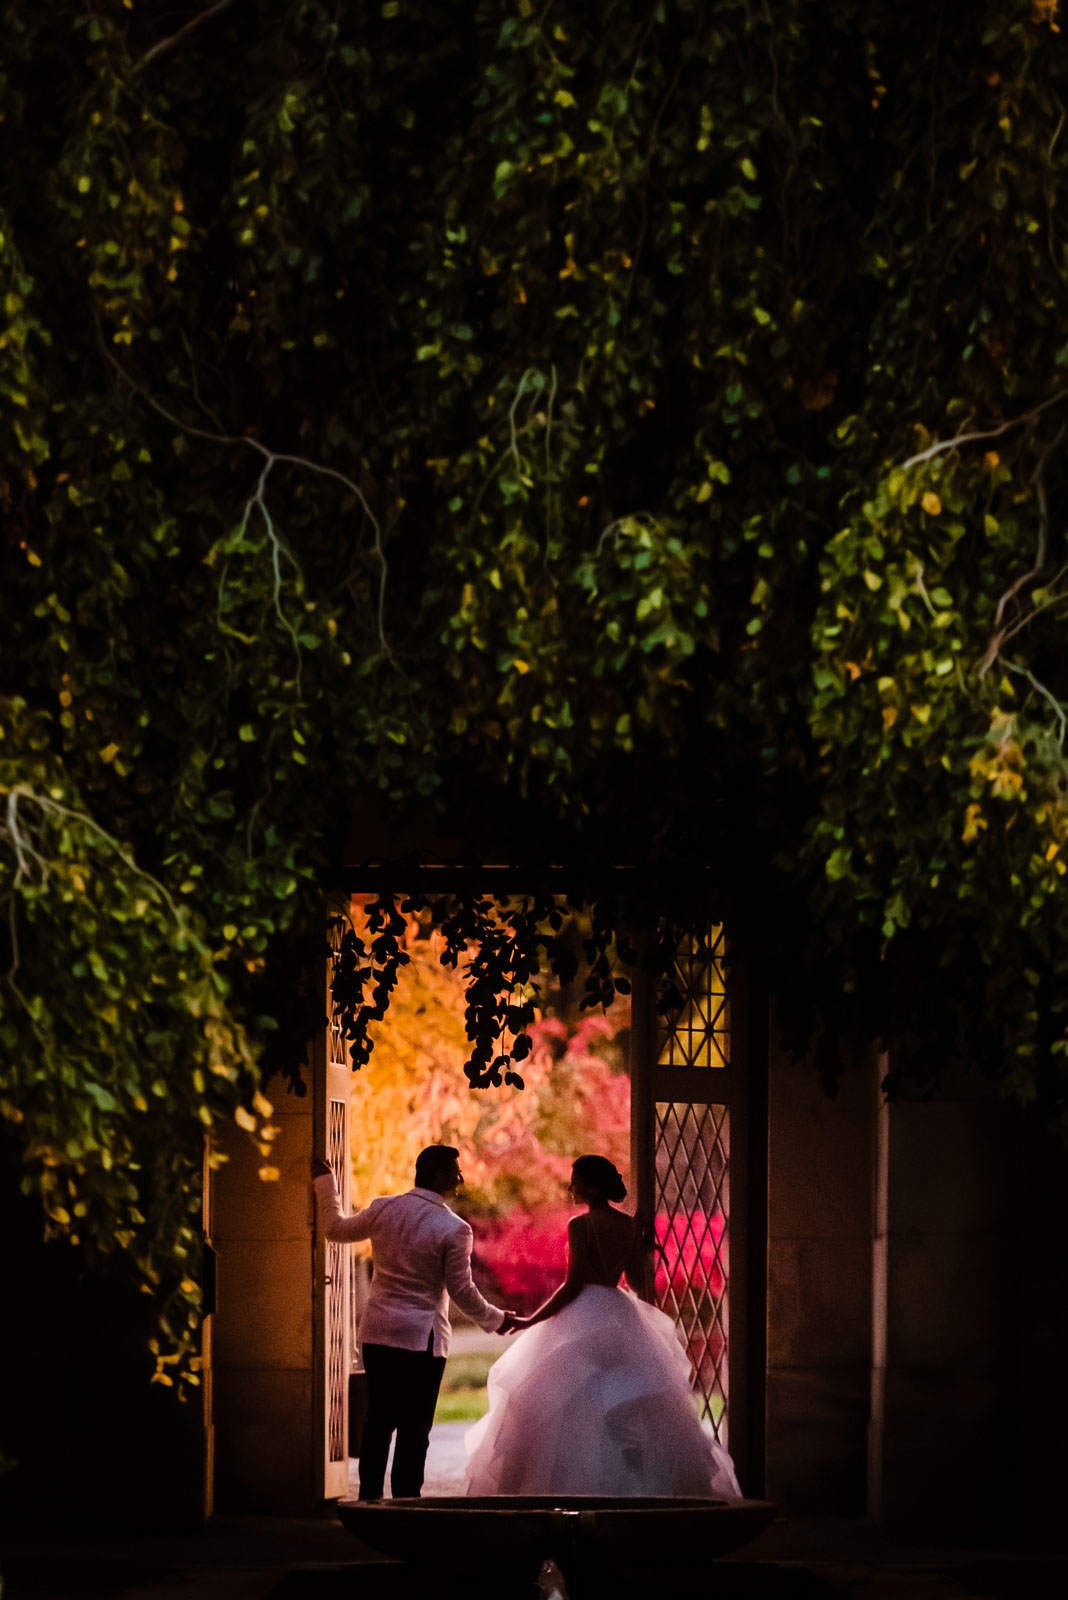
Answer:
[
  {"left": 349, "top": 896, "right": 631, "bottom": 1310},
  {"left": 1, "top": 0, "right": 1067, "bottom": 1381}
]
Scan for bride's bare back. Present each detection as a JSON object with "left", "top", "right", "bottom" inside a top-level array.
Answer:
[{"left": 568, "top": 1207, "right": 649, "bottom": 1296}]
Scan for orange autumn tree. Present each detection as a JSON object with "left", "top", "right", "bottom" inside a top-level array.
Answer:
[
  {"left": 346, "top": 897, "right": 631, "bottom": 1309},
  {"left": 347, "top": 898, "right": 552, "bottom": 1248}
]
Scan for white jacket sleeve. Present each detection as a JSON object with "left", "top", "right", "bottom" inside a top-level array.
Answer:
[
  {"left": 443, "top": 1221, "right": 505, "bottom": 1331},
  {"left": 313, "top": 1173, "right": 375, "bottom": 1242}
]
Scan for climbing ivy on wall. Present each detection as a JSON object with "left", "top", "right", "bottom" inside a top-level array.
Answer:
[{"left": 1, "top": 0, "right": 1067, "bottom": 1382}]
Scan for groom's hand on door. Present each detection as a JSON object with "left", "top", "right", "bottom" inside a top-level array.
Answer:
[{"left": 310, "top": 1155, "right": 333, "bottom": 1180}]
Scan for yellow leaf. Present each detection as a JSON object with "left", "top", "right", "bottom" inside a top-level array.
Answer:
[
  {"left": 1046, "top": 841, "right": 1059, "bottom": 861},
  {"left": 258, "top": 1164, "right": 281, "bottom": 1183},
  {"left": 882, "top": 705, "right": 898, "bottom": 729},
  {"left": 26, "top": 548, "right": 41, "bottom": 566},
  {"left": 99, "top": 742, "right": 119, "bottom": 763},
  {"left": 984, "top": 451, "right": 1000, "bottom": 470},
  {"left": 921, "top": 492, "right": 941, "bottom": 515},
  {"left": 234, "top": 1106, "right": 256, "bottom": 1132},
  {"left": 252, "top": 1089, "right": 274, "bottom": 1118},
  {"left": 962, "top": 802, "right": 987, "bottom": 844},
  {"left": 910, "top": 704, "right": 931, "bottom": 724}
]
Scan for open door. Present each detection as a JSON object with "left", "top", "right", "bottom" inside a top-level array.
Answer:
[
  {"left": 632, "top": 925, "right": 767, "bottom": 1494},
  {"left": 312, "top": 907, "right": 352, "bottom": 1499},
  {"left": 201, "top": 1134, "right": 217, "bottom": 1518}
]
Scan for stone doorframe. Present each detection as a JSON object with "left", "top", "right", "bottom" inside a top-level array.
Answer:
[{"left": 211, "top": 882, "right": 771, "bottom": 1513}]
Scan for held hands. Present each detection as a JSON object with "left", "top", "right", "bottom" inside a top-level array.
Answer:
[
  {"left": 310, "top": 1155, "right": 333, "bottom": 1181},
  {"left": 498, "top": 1312, "right": 531, "bottom": 1336}
]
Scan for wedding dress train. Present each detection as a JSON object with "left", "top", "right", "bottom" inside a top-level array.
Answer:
[{"left": 463, "top": 1284, "right": 741, "bottom": 1497}]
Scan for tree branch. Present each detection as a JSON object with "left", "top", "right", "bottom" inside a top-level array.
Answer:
[
  {"left": 1002, "top": 661, "right": 1068, "bottom": 748},
  {"left": 900, "top": 388, "right": 1068, "bottom": 471},
  {"left": 978, "top": 424, "right": 1066, "bottom": 676},
  {"left": 138, "top": 0, "right": 242, "bottom": 72},
  {"left": 97, "top": 334, "right": 392, "bottom": 662}
]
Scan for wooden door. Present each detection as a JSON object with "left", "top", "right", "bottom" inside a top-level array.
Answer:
[
  {"left": 201, "top": 1134, "right": 217, "bottom": 1518},
  {"left": 631, "top": 925, "right": 767, "bottom": 1493},
  {"left": 312, "top": 910, "right": 352, "bottom": 1499}
]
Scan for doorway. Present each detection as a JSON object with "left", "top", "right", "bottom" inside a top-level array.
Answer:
[{"left": 314, "top": 895, "right": 766, "bottom": 1497}]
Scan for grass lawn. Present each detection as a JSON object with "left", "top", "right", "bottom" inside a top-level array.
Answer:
[
  {"left": 434, "top": 1385, "right": 488, "bottom": 1423},
  {"left": 434, "top": 1348, "right": 498, "bottom": 1423}
]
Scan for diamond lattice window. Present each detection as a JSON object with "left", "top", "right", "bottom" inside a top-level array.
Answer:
[
  {"left": 655, "top": 926, "right": 729, "bottom": 1070},
  {"left": 654, "top": 1099, "right": 730, "bottom": 1441}
]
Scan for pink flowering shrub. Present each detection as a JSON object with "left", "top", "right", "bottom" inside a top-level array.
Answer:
[
  {"left": 471, "top": 1206, "right": 571, "bottom": 1314},
  {"left": 653, "top": 1210, "right": 726, "bottom": 1299},
  {"left": 465, "top": 997, "right": 647, "bottom": 1316},
  {"left": 654, "top": 1211, "right": 727, "bottom": 1378},
  {"left": 472, "top": 1206, "right": 727, "bottom": 1327}
]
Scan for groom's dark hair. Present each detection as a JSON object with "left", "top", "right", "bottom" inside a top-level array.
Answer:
[{"left": 414, "top": 1144, "right": 460, "bottom": 1187}]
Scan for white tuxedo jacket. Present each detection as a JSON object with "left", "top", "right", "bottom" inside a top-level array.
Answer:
[{"left": 313, "top": 1175, "right": 504, "bottom": 1357}]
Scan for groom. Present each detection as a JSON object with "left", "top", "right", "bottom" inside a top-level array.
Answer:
[{"left": 311, "top": 1144, "right": 516, "bottom": 1500}]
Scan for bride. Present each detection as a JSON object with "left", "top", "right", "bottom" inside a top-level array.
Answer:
[{"left": 463, "top": 1154, "right": 741, "bottom": 1498}]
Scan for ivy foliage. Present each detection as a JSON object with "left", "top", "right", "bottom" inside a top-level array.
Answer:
[{"left": 1, "top": 0, "right": 1067, "bottom": 1380}]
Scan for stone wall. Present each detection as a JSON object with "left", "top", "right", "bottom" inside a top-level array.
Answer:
[
  {"left": 762, "top": 1024, "right": 1068, "bottom": 1539},
  {"left": 868, "top": 1085, "right": 1010, "bottom": 1533},
  {"left": 211, "top": 1072, "right": 318, "bottom": 1513},
  {"left": 764, "top": 1031, "right": 875, "bottom": 1514},
  {"left": 1007, "top": 1108, "right": 1068, "bottom": 1541}
]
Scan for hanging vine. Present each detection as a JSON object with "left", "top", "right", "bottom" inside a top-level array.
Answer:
[{"left": 1, "top": 0, "right": 1067, "bottom": 1389}]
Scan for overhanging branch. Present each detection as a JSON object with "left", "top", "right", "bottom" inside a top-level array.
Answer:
[{"left": 137, "top": 0, "right": 242, "bottom": 72}]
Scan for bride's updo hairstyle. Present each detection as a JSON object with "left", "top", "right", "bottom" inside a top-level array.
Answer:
[{"left": 572, "top": 1154, "right": 627, "bottom": 1202}]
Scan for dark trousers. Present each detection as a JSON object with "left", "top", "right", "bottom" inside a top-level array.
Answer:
[{"left": 359, "top": 1337, "right": 446, "bottom": 1500}]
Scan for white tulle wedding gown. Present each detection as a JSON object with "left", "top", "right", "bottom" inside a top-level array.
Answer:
[{"left": 463, "top": 1282, "right": 740, "bottom": 1498}]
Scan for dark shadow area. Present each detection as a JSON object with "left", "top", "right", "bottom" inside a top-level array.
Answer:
[
  {"left": 0, "top": 1560, "right": 168, "bottom": 1600},
  {"left": 0, "top": 1133, "right": 205, "bottom": 1537},
  {"left": 266, "top": 1561, "right": 847, "bottom": 1600}
]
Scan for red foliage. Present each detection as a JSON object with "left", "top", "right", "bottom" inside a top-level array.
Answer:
[
  {"left": 653, "top": 1210, "right": 726, "bottom": 1299},
  {"left": 471, "top": 1206, "right": 572, "bottom": 1314},
  {"left": 472, "top": 1206, "right": 727, "bottom": 1321}
]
